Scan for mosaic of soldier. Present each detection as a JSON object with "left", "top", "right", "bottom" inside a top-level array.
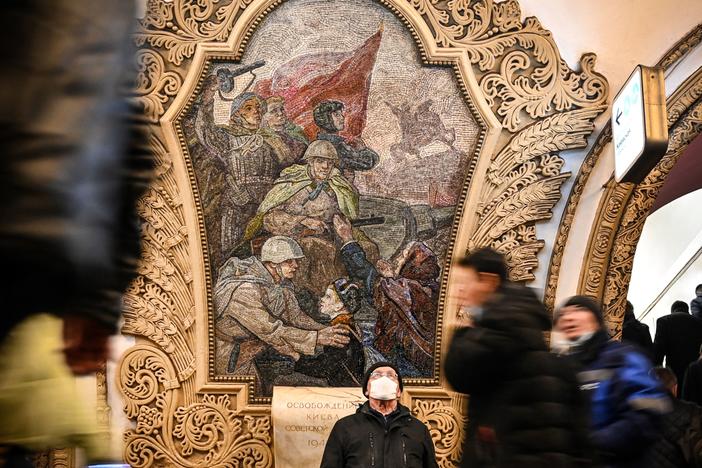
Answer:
[
  {"left": 213, "top": 235, "right": 351, "bottom": 395},
  {"left": 313, "top": 100, "right": 379, "bottom": 181},
  {"left": 197, "top": 90, "right": 300, "bottom": 264},
  {"left": 244, "top": 140, "right": 358, "bottom": 296},
  {"left": 262, "top": 95, "right": 309, "bottom": 165},
  {"left": 217, "top": 92, "right": 301, "bottom": 257}
]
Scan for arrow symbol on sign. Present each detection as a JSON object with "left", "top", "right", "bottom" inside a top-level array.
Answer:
[{"left": 615, "top": 109, "right": 623, "bottom": 125}]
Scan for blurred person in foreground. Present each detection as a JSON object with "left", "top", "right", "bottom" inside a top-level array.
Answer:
[
  {"left": 648, "top": 367, "right": 702, "bottom": 468},
  {"left": 320, "top": 361, "right": 438, "bottom": 468},
  {"left": 622, "top": 300, "right": 653, "bottom": 360},
  {"left": 0, "top": 1, "right": 152, "bottom": 466},
  {"left": 554, "top": 296, "right": 670, "bottom": 467},
  {"left": 654, "top": 300, "right": 702, "bottom": 391},
  {"left": 444, "top": 248, "right": 591, "bottom": 467}
]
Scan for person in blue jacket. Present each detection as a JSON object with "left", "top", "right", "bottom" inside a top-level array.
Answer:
[{"left": 554, "top": 295, "right": 671, "bottom": 467}]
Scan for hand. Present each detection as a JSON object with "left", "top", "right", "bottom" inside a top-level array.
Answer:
[
  {"left": 317, "top": 325, "right": 351, "bottom": 348},
  {"left": 333, "top": 214, "right": 353, "bottom": 243},
  {"left": 301, "top": 217, "right": 327, "bottom": 233},
  {"left": 376, "top": 259, "right": 394, "bottom": 277},
  {"left": 63, "top": 315, "right": 113, "bottom": 375}
]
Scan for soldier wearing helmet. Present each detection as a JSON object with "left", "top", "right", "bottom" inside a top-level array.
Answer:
[
  {"left": 213, "top": 235, "right": 351, "bottom": 395},
  {"left": 313, "top": 100, "right": 379, "bottom": 181},
  {"left": 242, "top": 140, "right": 362, "bottom": 296}
]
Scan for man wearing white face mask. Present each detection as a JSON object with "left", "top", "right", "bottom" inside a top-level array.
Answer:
[
  {"left": 320, "top": 361, "right": 438, "bottom": 468},
  {"left": 554, "top": 295, "right": 670, "bottom": 467}
]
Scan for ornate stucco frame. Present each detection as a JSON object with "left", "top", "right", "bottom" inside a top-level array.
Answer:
[
  {"left": 113, "top": 1, "right": 608, "bottom": 466},
  {"left": 545, "top": 24, "right": 702, "bottom": 334}
]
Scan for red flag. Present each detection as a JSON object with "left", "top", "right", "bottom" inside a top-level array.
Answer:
[{"left": 255, "top": 26, "right": 383, "bottom": 139}]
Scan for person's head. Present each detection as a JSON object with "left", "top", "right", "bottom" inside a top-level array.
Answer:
[
  {"left": 263, "top": 96, "right": 287, "bottom": 130},
  {"left": 624, "top": 300, "right": 635, "bottom": 320},
  {"left": 554, "top": 295, "right": 605, "bottom": 341},
  {"left": 672, "top": 300, "right": 689, "bottom": 314},
  {"left": 362, "top": 361, "right": 403, "bottom": 401},
  {"left": 230, "top": 92, "right": 263, "bottom": 130},
  {"left": 651, "top": 366, "right": 677, "bottom": 397},
  {"left": 319, "top": 278, "right": 362, "bottom": 317},
  {"left": 313, "top": 100, "right": 345, "bottom": 133},
  {"left": 260, "top": 236, "right": 304, "bottom": 280},
  {"left": 451, "top": 247, "right": 507, "bottom": 308},
  {"left": 696, "top": 284, "right": 702, "bottom": 297},
  {"left": 303, "top": 140, "right": 339, "bottom": 181}
]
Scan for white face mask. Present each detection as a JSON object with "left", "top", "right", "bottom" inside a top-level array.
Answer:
[
  {"left": 552, "top": 330, "right": 596, "bottom": 354},
  {"left": 369, "top": 376, "right": 399, "bottom": 401}
]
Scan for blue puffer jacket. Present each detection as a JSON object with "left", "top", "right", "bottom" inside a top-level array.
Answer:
[{"left": 568, "top": 330, "right": 671, "bottom": 467}]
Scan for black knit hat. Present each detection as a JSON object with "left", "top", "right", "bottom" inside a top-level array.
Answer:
[
  {"left": 555, "top": 295, "right": 605, "bottom": 326},
  {"left": 362, "top": 361, "right": 403, "bottom": 397}
]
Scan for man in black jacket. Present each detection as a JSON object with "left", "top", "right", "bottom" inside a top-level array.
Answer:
[
  {"left": 320, "top": 361, "right": 438, "bottom": 468},
  {"left": 622, "top": 300, "right": 654, "bottom": 359},
  {"left": 444, "top": 248, "right": 590, "bottom": 467},
  {"left": 648, "top": 366, "right": 702, "bottom": 468},
  {"left": 683, "top": 345, "right": 702, "bottom": 406},
  {"left": 692, "top": 284, "right": 702, "bottom": 319},
  {"left": 655, "top": 301, "right": 702, "bottom": 389}
]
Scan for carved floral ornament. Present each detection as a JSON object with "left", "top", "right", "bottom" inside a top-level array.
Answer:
[
  {"left": 544, "top": 23, "right": 702, "bottom": 316},
  {"left": 588, "top": 73, "right": 702, "bottom": 337},
  {"left": 119, "top": 0, "right": 607, "bottom": 466}
]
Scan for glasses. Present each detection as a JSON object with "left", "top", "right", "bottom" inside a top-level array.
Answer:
[{"left": 370, "top": 371, "right": 398, "bottom": 381}]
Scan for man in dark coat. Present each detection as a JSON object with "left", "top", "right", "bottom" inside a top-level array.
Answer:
[
  {"left": 683, "top": 345, "right": 702, "bottom": 406},
  {"left": 554, "top": 296, "right": 670, "bottom": 468},
  {"left": 622, "top": 300, "right": 654, "bottom": 359},
  {"left": 648, "top": 366, "right": 702, "bottom": 468},
  {"left": 655, "top": 300, "right": 702, "bottom": 389},
  {"left": 444, "top": 248, "right": 591, "bottom": 467},
  {"left": 320, "top": 361, "right": 438, "bottom": 468},
  {"left": 691, "top": 284, "right": 702, "bottom": 319}
]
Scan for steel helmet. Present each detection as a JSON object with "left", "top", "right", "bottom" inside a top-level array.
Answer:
[
  {"left": 260, "top": 236, "right": 304, "bottom": 264},
  {"left": 302, "top": 140, "right": 339, "bottom": 162}
]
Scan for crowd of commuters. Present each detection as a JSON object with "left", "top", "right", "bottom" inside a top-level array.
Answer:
[{"left": 321, "top": 248, "right": 702, "bottom": 467}]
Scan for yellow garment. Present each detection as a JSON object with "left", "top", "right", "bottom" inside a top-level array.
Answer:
[
  {"left": 243, "top": 164, "right": 359, "bottom": 242},
  {"left": 0, "top": 314, "right": 108, "bottom": 459}
]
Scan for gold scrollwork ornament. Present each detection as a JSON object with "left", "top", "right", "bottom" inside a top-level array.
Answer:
[
  {"left": 118, "top": 346, "right": 272, "bottom": 467},
  {"left": 413, "top": 399, "right": 468, "bottom": 468}
]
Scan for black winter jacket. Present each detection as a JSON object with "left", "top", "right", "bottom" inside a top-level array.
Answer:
[
  {"left": 622, "top": 315, "right": 654, "bottom": 360},
  {"left": 692, "top": 296, "right": 702, "bottom": 320},
  {"left": 320, "top": 401, "right": 438, "bottom": 468},
  {"left": 683, "top": 360, "right": 702, "bottom": 407},
  {"left": 444, "top": 282, "right": 591, "bottom": 467},
  {"left": 647, "top": 397, "right": 702, "bottom": 468},
  {"left": 655, "top": 312, "right": 702, "bottom": 388},
  {"left": 0, "top": 1, "right": 152, "bottom": 339}
]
